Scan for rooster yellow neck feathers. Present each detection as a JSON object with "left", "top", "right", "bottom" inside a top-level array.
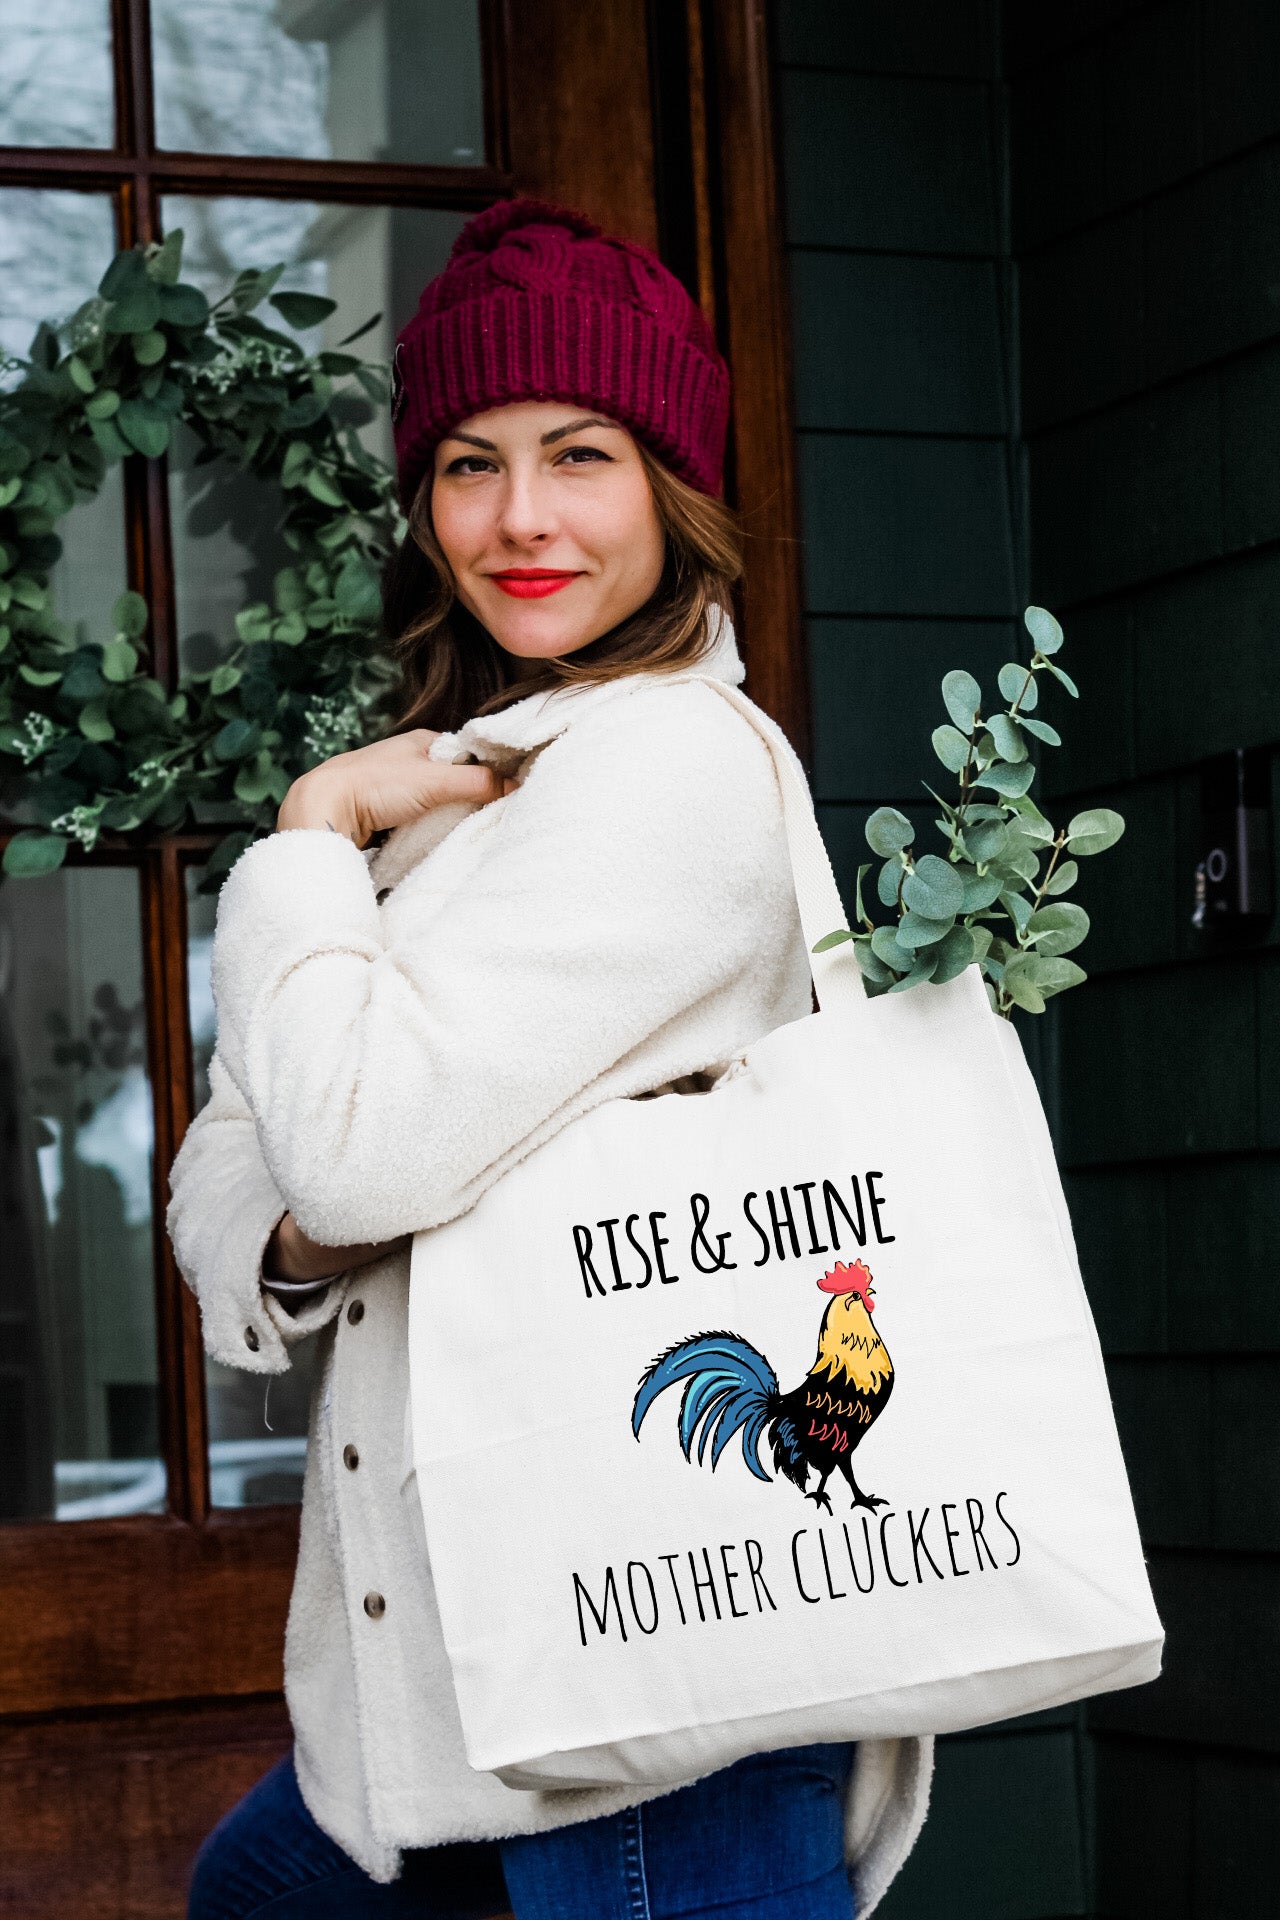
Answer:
[{"left": 813, "top": 1294, "right": 893, "bottom": 1396}]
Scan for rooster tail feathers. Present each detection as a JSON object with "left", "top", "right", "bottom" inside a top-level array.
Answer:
[{"left": 632, "top": 1332, "right": 781, "bottom": 1484}]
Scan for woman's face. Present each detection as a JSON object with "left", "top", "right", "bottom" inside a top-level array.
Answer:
[{"left": 430, "top": 400, "right": 666, "bottom": 663}]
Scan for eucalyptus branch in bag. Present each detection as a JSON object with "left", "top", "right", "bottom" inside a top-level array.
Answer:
[{"left": 815, "top": 606, "right": 1124, "bottom": 1019}]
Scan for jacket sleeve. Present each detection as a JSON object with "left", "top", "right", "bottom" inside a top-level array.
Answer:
[
  {"left": 207, "top": 680, "right": 799, "bottom": 1247},
  {"left": 166, "top": 1049, "right": 347, "bottom": 1372}
]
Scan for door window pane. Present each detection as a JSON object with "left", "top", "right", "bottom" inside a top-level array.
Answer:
[
  {"left": 0, "top": 865, "right": 166, "bottom": 1521},
  {"left": 152, "top": 0, "right": 484, "bottom": 166},
  {"left": 162, "top": 195, "right": 464, "bottom": 675},
  {"left": 0, "top": 189, "right": 117, "bottom": 373},
  {"left": 185, "top": 864, "right": 317, "bottom": 1507},
  {"left": 0, "top": 0, "right": 114, "bottom": 150}
]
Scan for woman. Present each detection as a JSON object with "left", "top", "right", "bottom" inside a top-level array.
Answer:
[{"left": 170, "top": 199, "right": 931, "bottom": 1920}]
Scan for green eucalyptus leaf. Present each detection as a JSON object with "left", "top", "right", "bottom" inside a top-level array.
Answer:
[
  {"left": 117, "top": 398, "right": 170, "bottom": 457},
  {"left": 1019, "top": 715, "right": 1061, "bottom": 746},
  {"left": 133, "top": 329, "right": 167, "bottom": 365},
  {"left": 1027, "top": 901, "right": 1090, "bottom": 956},
  {"left": 305, "top": 467, "right": 346, "bottom": 508},
  {"left": 271, "top": 290, "right": 339, "bottom": 330},
  {"left": 967, "top": 924, "right": 994, "bottom": 966},
  {"left": 100, "top": 638, "right": 138, "bottom": 682},
  {"left": 813, "top": 928, "right": 855, "bottom": 952},
  {"left": 112, "top": 590, "right": 148, "bottom": 638},
  {"left": 3, "top": 828, "right": 68, "bottom": 877},
  {"left": 99, "top": 248, "right": 149, "bottom": 301},
  {"left": 901, "top": 852, "right": 964, "bottom": 919},
  {"left": 1002, "top": 954, "right": 1047, "bottom": 1014},
  {"left": 1044, "top": 858, "right": 1079, "bottom": 895},
  {"left": 213, "top": 717, "right": 261, "bottom": 761},
  {"left": 272, "top": 611, "right": 308, "bottom": 646},
  {"left": 334, "top": 552, "right": 381, "bottom": 623},
  {"left": 104, "top": 286, "right": 161, "bottom": 334},
  {"left": 1001, "top": 889, "right": 1033, "bottom": 935},
  {"left": 931, "top": 922, "right": 975, "bottom": 983},
  {"left": 966, "top": 819, "right": 1008, "bottom": 864},
  {"left": 898, "top": 908, "right": 955, "bottom": 949},
  {"left": 1024, "top": 605, "right": 1064, "bottom": 655},
  {"left": 931, "top": 723, "right": 971, "bottom": 773},
  {"left": 998, "top": 661, "right": 1035, "bottom": 707},
  {"left": 1044, "top": 658, "right": 1079, "bottom": 697},
  {"left": 1007, "top": 797, "right": 1056, "bottom": 842},
  {"left": 1067, "top": 806, "right": 1125, "bottom": 856},
  {"left": 68, "top": 355, "right": 96, "bottom": 395},
  {"left": 888, "top": 950, "right": 939, "bottom": 993},
  {"left": 974, "top": 759, "right": 1036, "bottom": 798},
  {"left": 157, "top": 282, "right": 210, "bottom": 327},
  {"left": 985, "top": 711, "right": 1028, "bottom": 763},
  {"left": 78, "top": 699, "right": 115, "bottom": 741},
  {"left": 870, "top": 925, "right": 914, "bottom": 973},
  {"left": 234, "top": 603, "right": 273, "bottom": 644},
  {"left": 89, "top": 416, "right": 129, "bottom": 460},
  {"left": 85, "top": 388, "right": 120, "bottom": 419},
  {"left": 853, "top": 860, "right": 871, "bottom": 927},
  {"left": 18, "top": 665, "right": 61, "bottom": 686},
  {"left": 1031, "top": 956, "right": 1087, "bottom": 998},
  {"left": 942, "top": 668, "right": 982, "bottom": 732},
  {"left": 854, "top": 940, "right": 895, "bottom": 987},
  {"left": 876, "top": 858, "right": 903, "bottom": 908},
  {"left": 280, "top": 441, "right": 313, "bottom": 489},
  {"left": 209, "top": 663, "right": 242, "bottom": 696},
  {"left": 865, "top": 806, "right": 915, "bottom": 857},
  {"left": 960, "top": 869, "right": 1003, "bottom": 911},
  {"left": 147, "top": 230, "right": 184, "bottom": 285}
]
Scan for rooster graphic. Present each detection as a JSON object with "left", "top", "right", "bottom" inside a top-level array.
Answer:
[{"left": 632, "top": 1261, "right": 894, "bottom": 1514}]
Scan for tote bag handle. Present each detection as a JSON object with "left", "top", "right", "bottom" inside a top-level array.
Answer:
[{"left": 691, "top": 677, "right": 867, "bottom": 1016}]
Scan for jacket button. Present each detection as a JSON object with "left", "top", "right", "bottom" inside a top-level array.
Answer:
[
  {"left": 363, "top": 1590, "right": 386, "bottom": 1619},
  {"left": 244, "top": 1325, "right": 260, "bottom": 1352},
  {"left": 343, "top": 1444, "right": 359, "bottom": 1471},
  {"left": 347, "top": 1299, "right": 364, "bottom": 1325}
]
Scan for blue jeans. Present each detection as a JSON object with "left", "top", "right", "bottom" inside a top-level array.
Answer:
[{"left": 189, "top": 1745, "right": 856, "bottom": 1920}]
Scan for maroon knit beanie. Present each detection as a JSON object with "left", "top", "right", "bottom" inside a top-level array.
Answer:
[{"left": 391, "top": 198, "right": 730, "bottom": 505}]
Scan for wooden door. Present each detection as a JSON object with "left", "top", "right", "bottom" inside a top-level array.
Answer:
[{"left": 0, "top": 3, "right": 799, "bottom": 1912}]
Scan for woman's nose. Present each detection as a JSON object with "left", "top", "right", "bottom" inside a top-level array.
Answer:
[{"left": 495, "top": 471, "right": 557, "bottom": 546}]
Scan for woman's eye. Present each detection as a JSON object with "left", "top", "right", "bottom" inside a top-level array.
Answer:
[
  {"left": 445, "top": 455, "right": 496, "bottom": 475},
  {"left": 557, "top": 445, "right": 611, "bottom": 466}
]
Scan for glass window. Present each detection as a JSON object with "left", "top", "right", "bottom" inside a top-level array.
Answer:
[
  {"left": 151, "top": 0, "right": 484, "bottom": 167},
  {"left": 184, "top": 864, "right": 318, "bottom": 1507},
  {"left": 162, "top": 195, "right": 465, "bottom": 674},
  {"left": 0, "top": 865, "right": 166, "bottom": 1521},
  {"left": 0, "top": 189, "right": 117, "bottom": 373},
  {"left": 0, "top": 0, "right": 114, "bottom": 150}
]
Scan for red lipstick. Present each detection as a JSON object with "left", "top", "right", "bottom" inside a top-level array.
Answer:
[{"left": 488, "top": 568, "right": 582, "bottom": 599}]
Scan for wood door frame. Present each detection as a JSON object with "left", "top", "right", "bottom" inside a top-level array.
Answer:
[{"left": 0, "top": 4, "right": 802, "bottom": 1900}]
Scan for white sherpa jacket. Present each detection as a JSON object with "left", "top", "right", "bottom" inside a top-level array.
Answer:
[{"left": 166, "top": 615, "right": 932, "bottom": 1911}]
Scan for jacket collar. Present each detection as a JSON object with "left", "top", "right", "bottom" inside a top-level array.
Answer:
[
  {"left": 429, "top": 605, "right": 744, "bottom": 766},
  {"left": 367, "top": 611, "right": 745, "bottom": 892}
]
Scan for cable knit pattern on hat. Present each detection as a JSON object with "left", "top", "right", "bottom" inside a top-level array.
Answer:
[{"left": 392, "top": 198, "right": 731, "bottom": 503}]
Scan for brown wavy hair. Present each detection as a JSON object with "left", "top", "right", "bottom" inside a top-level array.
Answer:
[{"left": 382, "top": 442, "right": 743, "bottom": 736}]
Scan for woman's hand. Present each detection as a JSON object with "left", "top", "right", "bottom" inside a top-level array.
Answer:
[
  {"left": 277, "top": 729, "right": 507, "bottom": 846},
  {"left": 263, "top": 1211, "right": 411, "bottom": 1284}
]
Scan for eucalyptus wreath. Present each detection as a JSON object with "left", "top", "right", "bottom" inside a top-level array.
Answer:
[
  {"left": 815, "top": 606, "right": 1126, "bottom": 1018},
  {"left": 0, "top": 229, "right": 401, "bottom": 884}
]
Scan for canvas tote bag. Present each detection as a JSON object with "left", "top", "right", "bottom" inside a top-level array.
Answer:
[{"left": 408, "top": 677, "right": 1163, "bottom": 1791}]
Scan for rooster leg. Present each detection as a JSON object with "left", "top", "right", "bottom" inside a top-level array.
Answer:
[
  {"left": 805, "top": 1469, "right": 835, "bottom": 1515},
  {"left": 838, "top": 1458, "right": 887, "bottom": 1513}
]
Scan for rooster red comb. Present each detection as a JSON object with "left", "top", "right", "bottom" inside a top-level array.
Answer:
[{"left": 817, "top": 1260, "right": 875, "bottom": 1310}]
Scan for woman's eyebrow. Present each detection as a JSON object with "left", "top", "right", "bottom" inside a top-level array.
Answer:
[
  {"left": 445, "top": 430, "right": 499, "bottom": 451},
  {"left": 540, "top": 416, "right": 621, "bottom": 444}
]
